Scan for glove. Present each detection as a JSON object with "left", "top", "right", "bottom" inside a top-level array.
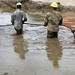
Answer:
[
  {"left": 11, "top": 21, "right": 14, "bottom": 25},
  {"left": 43, "top": 22, "right": 48, "bottom": 26},
  {"left": 22, "top": 20, "right": 24, "bottom": 24}
]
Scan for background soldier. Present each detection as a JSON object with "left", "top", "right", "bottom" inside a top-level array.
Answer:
[{"left": 11, "top": 2, "right": 27, "bottom": 35}]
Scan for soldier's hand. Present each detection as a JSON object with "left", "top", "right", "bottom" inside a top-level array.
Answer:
[
  {"left": 43, "top": 22, "right": 48, "bottom": 26},
  {"left": 12, "top": 22, "right": 14, "bottom": 25}
]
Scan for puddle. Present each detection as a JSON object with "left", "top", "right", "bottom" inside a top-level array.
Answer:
[{"left": 0, "top": 12, "right": 75, "bottom": 75}]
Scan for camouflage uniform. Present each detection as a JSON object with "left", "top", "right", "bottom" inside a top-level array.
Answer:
[
  {"left": 11, "top": 9, "right": 27, "bottom": 35},
  {"left": 44, "top": 10, "right": 62, "bottom": 38}
]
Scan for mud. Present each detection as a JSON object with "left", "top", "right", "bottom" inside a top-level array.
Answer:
[
  {"left": 0, "top": 12, "right": 75, "bottom": 75},
  {"left": 1, "top": 0, "right": 75, "bottom": 12}
]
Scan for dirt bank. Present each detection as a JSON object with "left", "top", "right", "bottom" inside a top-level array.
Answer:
[
  {"left": 0, "top": 0, "right": 75, "bottom": 12},
  {"left": 32, "top": 0, "right": 75, "bottom": 6}
]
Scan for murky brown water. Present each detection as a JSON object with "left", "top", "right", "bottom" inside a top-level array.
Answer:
[{"left": 0, "top": 12, "right": 75, "bottom": 75}]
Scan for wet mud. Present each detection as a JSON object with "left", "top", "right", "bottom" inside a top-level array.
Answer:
[{"left": 0, "top": 12, "right": 75, "bottom": 75}]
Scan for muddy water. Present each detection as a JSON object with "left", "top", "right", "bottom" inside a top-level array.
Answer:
[{"left": 0, "top": 12, "right": 75, "bottom": 75}]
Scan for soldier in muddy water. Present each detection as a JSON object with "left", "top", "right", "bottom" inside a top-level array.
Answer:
[
  {"left": 11, "top": 2, "right": 27, "bottom": 35},
  {"left": 44, "top": 2, "right": 63, "bottom": 38}
]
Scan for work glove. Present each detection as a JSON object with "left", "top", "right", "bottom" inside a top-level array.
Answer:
[
  {"left": 11, "top": 21, "right": 14, "bottom": 25},
  {"left": 43, "top": 22, "right": 48, "bottom": 26},
  {"left": 22, "top": 21, "right": 24, "bottom": 24},
  {"left": 22, "top": 18, "right": 27, "bottom": 24}
]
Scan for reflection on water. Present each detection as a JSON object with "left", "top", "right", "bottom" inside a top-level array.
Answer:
[
  {"left": 13, "top": 35, "right": 28, "bottom": 60},
  {"left": 0, "top": 12, "right": 75, "bottom": 75},
  {"left": 45, "top": 38, "right": 62, "bottom": 69}
]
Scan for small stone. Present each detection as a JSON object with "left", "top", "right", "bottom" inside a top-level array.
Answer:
[{"left": 4, "top": 72, "right": 8, "bottom": 75}]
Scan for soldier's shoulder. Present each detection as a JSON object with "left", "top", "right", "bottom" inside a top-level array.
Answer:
[
  {"left": 56, "top": 11, "right": 61, "bottom": 15},
  {"left": 46, "top": 12, "right": 53, "bottom": 16},
  {"left": 21, "top": 11, "right": 25, "bottom": 13},
  {"left": 55, "top": 11, "right": 62, "bottom": 17}
]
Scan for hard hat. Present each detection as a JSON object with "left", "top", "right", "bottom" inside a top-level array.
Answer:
[
  {"left": 16, "top": 2, "right": 22, "bottom": 6},
  {"left": 50, "top": 2, "right": 58, "bottom": 8}
]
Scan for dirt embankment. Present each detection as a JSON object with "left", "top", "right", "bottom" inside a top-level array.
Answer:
[
  {"left": 32, "top": 0, "right": 75, "bottom": 6},
  {"left": 0, "top": 0, "right": 75, "bottom": 12}
]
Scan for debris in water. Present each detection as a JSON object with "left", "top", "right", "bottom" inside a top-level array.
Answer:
[{"left": 4, "top": 72, "right": 8, "bottom": 75}]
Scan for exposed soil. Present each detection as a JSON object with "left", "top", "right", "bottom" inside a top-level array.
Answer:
[{"left": 0, "top": 0, "right": 75, "bottom": 12}]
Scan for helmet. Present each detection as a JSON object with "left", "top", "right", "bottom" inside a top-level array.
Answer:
[
  {"left": 16, "top": 2, "right": 22, "bottom": 6},
  {"left": 50, "top": 2, "right": 58, "bottom": 8}
]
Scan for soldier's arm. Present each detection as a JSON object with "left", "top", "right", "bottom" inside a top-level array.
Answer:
[
  {"left": 23, "top": 13, "right": 27, "bottom": 21},
  {"left": 44, "top": 15, "right": 49, "bottom": 26},
  {"left": 22, "top": 11, "right": 27, "bottom": 22},
  {"left": 11, "top": 14, "right": 14, "bottom": 25},
  {"left": 55, "top": 11, "right": 63, "bottom": 26},
  {"left": 59, "top": 14, "right": 63, "bottom": 25}
]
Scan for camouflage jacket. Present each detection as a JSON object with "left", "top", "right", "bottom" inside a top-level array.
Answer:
[
  {"left": 44, "top": 10, "right": 62, "bottom": 32},
  {"left": 11, "top": 9, "right": 27, "bottom": 30}
]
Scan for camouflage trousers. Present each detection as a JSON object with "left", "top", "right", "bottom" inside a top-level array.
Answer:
[{"left": 47, "top": 31, "right": 58, "bottom": 38}]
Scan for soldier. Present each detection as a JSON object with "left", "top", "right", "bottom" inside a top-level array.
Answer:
[
  {"left": 44, "top": 2, "right": 62, "bottom": 38},
  {"left": 11, "top": 2, "right": 27, "bottom": 35}
]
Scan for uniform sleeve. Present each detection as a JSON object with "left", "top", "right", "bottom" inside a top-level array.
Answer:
[
  {"left": 11, "top": 14, "right": 14, "bottom": 25},
  {"left": 44, "top": 14, "right": 49, "bottom": 26},
  {"left": 59, "top": 15, "right": 63, "bottom": 25},
  {"left": 22, "top": 12, "right": 27, "bottom": 22}
]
